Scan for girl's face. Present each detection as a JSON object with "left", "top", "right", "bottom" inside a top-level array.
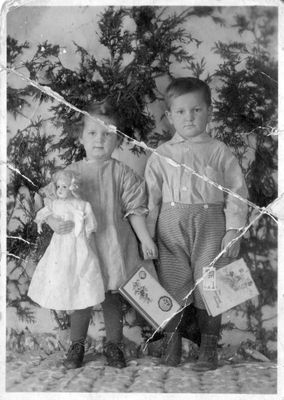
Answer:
[
  {"left": 56, "top": 178, "right": 72, "bottom": 199},
  {"left": 80, "top": 115, "right": 118, "bottom": 161}
]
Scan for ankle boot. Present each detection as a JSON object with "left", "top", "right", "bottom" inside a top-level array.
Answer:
[
  {"left": 63, "top": 340, "right": 85, "bottom": 369},
  {"left": 192, "top": 309, "right": 221, "bottom": 371},
  {"left": 192, "top": 334, "right": 218, "bottom": 371},
  {"left": 103, "top": 341, "right": 126, "bottom": 368},
  {"left": 161, "top": 332, "right": 182, "bottom": 367}
]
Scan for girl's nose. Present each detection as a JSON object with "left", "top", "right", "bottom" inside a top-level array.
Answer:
[{"left": 95, "top": 131, "right": 105, "bottom": 143}]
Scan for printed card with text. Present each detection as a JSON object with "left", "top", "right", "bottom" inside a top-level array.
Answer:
[{"left": 199, "top": 259, "right": 259, "bottom": 316}]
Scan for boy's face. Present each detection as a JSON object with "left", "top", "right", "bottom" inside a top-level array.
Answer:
[
  {"left": 56, "top": 178, "right": 71, "bottom": 199},
  {"left": 166, "top": 91, "right": 212, "bottom": 140},
  {"left": 80, "top": 115, "right": 118, "bottom": 161}
]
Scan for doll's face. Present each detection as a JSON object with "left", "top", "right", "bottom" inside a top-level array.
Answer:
[{"left": 56, "top": 178, "right": 72, "bottom": 199}]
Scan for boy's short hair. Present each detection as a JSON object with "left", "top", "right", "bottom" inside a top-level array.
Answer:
[{"left": 165, "top": 77, "right": 212, "bottom": 109}]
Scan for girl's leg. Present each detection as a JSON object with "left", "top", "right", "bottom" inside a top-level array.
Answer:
[
  {"left": 63, "top": 307, "right": 92, "bottom": 369},
  {"left": 101, "top": 291, "right": 126, "bottom": 368}
]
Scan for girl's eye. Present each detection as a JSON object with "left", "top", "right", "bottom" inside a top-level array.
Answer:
[{"left": 195, "top": 108, "right": 201, "bottom": 112}]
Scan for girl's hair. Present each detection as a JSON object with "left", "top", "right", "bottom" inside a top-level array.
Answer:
[
  {"left": 79, "top": 98, "right": 123, "bottom": 144},
  {"left": 165, "top": 77, "right": 212, "bottom": 110},
  {"left": 51, "top": 169, "right": 81, "bottom": 198}
]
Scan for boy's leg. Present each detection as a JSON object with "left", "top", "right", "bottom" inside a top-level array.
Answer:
[
  {"left": 161, "top": 311, "right": 183, "bottom": 367},
  {"left": 191, "top": 204, "right": 230, "bottom": 370},
  {"left": 101, "top": 291, "right": 126, "bottom": 368},
  {"left": 63, "top": 307, "right": 92, "bottom": 369},
  {"left": 156, "top": 204, "right": 197, "bottom": 366}
]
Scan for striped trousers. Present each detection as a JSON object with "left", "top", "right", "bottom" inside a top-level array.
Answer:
[{"left": 156, "top": 203, "right": 231, "bottom": 309}]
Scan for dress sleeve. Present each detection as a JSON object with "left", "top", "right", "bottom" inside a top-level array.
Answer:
[
  {"left": 121, "top": 165, "right": 148, "bottom": 218},
  {"left": 144, "top": 154, "right": 163, "bottom": 236},
  {"left": 84, "top": 201, "right": 97, "bottom": 238},
  {"left": 144, "top": 154, "right": 163, "bottom": 212},
  {"left": 35, "top": 201, "right": 53, "bottom": 233},
  {"left": 222, "top": 146, "right": 248, "bottom": 230}
]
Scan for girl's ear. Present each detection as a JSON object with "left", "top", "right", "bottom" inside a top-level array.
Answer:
[{"left": 165, "top": 110, "right": 173, "bottom": 125}]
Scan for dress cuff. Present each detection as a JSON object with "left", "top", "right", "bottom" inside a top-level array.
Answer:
[{"left": 124, "top": 207, "right": 148, "bottom": 218}]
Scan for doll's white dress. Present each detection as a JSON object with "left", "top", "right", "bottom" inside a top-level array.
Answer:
[{"left": 28, "top": 198, "right": 105, "bottom": 310}]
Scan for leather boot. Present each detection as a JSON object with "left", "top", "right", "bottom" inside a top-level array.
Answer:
[
  {"left": 192, "top": 308, "right": 221, "bottom": 371},
  {"left": 161, "top": 332, "right": 182, "bottom": 367},
  {"left": 63, "top": 340, "right": 85, "bottom": 369},
  {"left": 192, "top": 334, "right": 218, "bottom": 371},
  {"left": 103, "top": 341, "right": 126, "bottom": 368}
]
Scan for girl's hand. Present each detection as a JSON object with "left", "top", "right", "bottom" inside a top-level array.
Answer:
[
  {"left": 46, "top": 215, "right": 74, "bottom": 235},
  {"left": 221, "top": 229, "right": 241, "bottom": 258},
  {"left": 141, "top": 239, "right": 158, "bottom": 260}
]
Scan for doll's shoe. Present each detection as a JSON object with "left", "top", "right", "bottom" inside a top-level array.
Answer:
[
  {"left": 161, "top": 332, "right": 182, "bottom": 367},
  {"left": 192, "top": 334, "right": 218, "bottom": 371},
  {"left": 63, "top": 341, "right": 85, "bottom": 369},
  {"left": 103, "top": 341, "right": 126, "bottom": 368}
]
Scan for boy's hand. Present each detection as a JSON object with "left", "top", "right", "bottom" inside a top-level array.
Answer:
[
  {"left": 221, "top": 229, "right": 241, "bottom": 258},
  {"left": 46, "top": 215, "right": 74, "bottom": 235},
  {"left": 141, "top": 238, "right": 158, "bottom": 260}
]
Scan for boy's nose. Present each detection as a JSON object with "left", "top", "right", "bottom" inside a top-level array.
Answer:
[{"left": 185, "top": 110, "right": 194, "bottom": 121}]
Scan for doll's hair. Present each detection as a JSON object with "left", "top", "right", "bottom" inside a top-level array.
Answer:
[
  {"left": 165, "top": 77, "right": 212, "bottom": 110},
  {"left": 51, "top": 169, "right": 81, "bottom": 198}
]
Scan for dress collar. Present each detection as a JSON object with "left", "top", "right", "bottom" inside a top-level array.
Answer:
[{"left": 83, "top": 156, "right": 111, "bottom": 164}]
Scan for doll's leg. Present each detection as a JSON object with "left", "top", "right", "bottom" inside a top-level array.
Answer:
[
  {"left": 101, "top": 291, "right": 126, "bottom": 368},
  {"left": 63, "top": 307, "right": 92, "bottom": 369}
]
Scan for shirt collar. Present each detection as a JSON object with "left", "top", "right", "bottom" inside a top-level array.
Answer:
[{"left": 168, "top": 132, "right": 212, "bottom": 145}]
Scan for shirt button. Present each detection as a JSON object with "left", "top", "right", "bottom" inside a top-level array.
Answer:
[
  {"left": 171, "top": 202, "right": 175, "bottom": 206},
  {"left": 181, "top": 186, "right": 187, "bottom": 191},
  {"left": 204, "top": 204, "right": 209, "bottom": 209}
]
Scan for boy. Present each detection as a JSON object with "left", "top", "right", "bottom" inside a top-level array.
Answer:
[{"left": 145, "top": 77, "right": 248, "bottom": 370}]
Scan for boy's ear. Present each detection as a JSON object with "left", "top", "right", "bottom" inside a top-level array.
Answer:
[
  {"left": 165, "top": 110, "right": 173, "bottom": 125},
  {"left": 208, "top": 106, "right": 213, "bottom": 122}
]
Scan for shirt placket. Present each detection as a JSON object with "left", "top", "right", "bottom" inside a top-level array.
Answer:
[{"left": 180, "top": 146, "right": 192, "bottom": 203}]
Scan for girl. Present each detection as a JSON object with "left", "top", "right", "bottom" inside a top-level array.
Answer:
[{"left": 39, "top": 100, "right": 158, "bottom": 369}]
